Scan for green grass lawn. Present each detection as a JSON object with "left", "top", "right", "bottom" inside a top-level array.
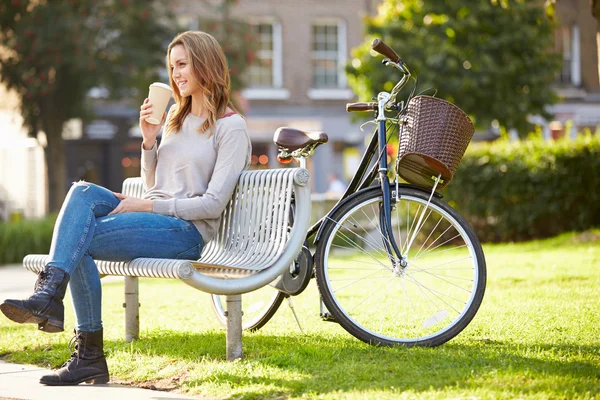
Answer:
[{"left": 1, "top": 231, "right": 599, "bottom": 399}]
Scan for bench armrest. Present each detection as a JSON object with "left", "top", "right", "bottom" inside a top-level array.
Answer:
[{"left": 181, "top": 168, "right": 311, "bottom": 295}]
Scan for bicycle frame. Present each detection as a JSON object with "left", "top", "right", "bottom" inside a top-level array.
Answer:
[
  {"left": 261, "top": 40, "right": 485, "bottom": 346},
  {"left": 306, "top": 118, "right": 404, "bottom": 263},
  {"left": 308, "top": 78, "right": 414, "bottom": 267}
]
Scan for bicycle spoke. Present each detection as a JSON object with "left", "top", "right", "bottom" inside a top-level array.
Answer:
[
  {"left": 317, "top": 189, "right": 485, "bottom": 346},
  {"left": 329, "top": 275, "right": 391, "bottom": 283},
  {"left": 395, "top": 206, "right": 404, "bottom": 257},
  {"left": 349, "top": 275, "right": 398, "bottom": 316},
  {"left": 414, "top": 243, "right": 469, "bottom": 261},
  {"left": 330, "top": 268, "right": 392, "bottom": 294},
  {"left": 414, "top": 216, "right": 444, "bottom": 258},
  {"left": 412, "top": 255, "right": 474, "bottom": 273},
  {"left": 414, "top": 223, "right": 454, "bottom": 259},
  {"left": 403, "top": 203, "right": 422, "bottom": 254},
  {"left": 414, "top": 232, "right": 464, "bottom": 260},
  {"left": 356, "top": 203, "right": 398, "bottom": 257},
  {"left": 328, "top": 263, "right": 395, "bottom": 270},
  {"left": 405, "top": 208, "right": 433, "bottom": 257},
  {"left": 333, "top": 228, "right": 392, "bottom": 272},
  {"left": 408, "top": 266, "right": 474, "bottom": 291},
  {"left": 325, "top": 215, "right": 395, "bottom": 273},
  {"left": 403, "top": 273, "right": 466, "bottom": 314}
]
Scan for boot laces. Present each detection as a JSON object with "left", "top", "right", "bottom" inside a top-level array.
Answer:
[
  {"left": 60, "top": 332, "right": 83, "bottom": 368},
  {"left": 34, "top": 271, "right": 48, "bottom": 292}
]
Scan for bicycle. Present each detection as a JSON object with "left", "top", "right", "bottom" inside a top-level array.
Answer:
[{"left": 212, "top": 39, "right": 486, "bottom": 346}]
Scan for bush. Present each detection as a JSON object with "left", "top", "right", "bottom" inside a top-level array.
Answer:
[
  {"left": 444, "top": 134, "right": 600, "bottom": 242},
  {"left": 0, "top": 214, "right": 56, "bottom": 265}
]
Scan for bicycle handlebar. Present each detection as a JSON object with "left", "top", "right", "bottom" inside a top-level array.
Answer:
[
  {"left": 371, "top": 39, "right": 400, "bottom": 64},
  {"left": 346, "top": 38, "right": 411, "bottom": 113},
  {"left": 346, "top": 102, "right": 376, "bottom": 113}
]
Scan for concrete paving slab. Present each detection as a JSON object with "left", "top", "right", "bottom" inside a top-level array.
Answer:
[
  {"left": 0, "top": 264, "right": 122, "bottom": 300},
  {"left": 1, "top": 266, "right": 200, "bottom": 399},
  {"left": 0, "top": 361, "right": 199, "bottom": 400},
  {"left": 0, "top": 264, "right": 37, "bottom": 300}
]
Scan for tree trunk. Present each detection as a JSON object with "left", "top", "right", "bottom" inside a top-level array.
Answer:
[{"left": 41, "top": 115, "right": 67, "bottom": 213}]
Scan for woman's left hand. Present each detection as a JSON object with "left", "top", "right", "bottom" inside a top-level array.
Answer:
[{"left": 108, "top": 193, "right": 153, "bottom": 215}]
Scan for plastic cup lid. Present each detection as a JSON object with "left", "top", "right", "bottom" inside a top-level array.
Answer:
[{"left": 149, "top": 82, "right": 172, "bottom": 91}]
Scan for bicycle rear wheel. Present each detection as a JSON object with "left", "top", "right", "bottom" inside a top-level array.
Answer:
[
  {"left": 315, "top": 187, "right": 486, "bottom": 346},
  {"left": 211, "top": 287, "right": 286, "bottom": 332}
]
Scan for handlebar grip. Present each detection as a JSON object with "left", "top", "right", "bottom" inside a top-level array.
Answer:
[
  {"left": 371, "top": 38, "right": 400, "bottom": 64},
  {"left": 346, "top": 102, "right": 376, "bottom": 112}
]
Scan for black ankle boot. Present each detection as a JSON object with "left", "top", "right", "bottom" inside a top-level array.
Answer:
[
  {"left": 0, "top": 265, "right": 70, "bottom": 332},
  {"left": 40, "top": 329, "right": 110, "bottom": 386}
]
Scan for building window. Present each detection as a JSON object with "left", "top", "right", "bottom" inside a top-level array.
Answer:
[
  {"left": 311, "top": 22, "right": 346, "bottom": 88},
  {"left": 312, "top": 24, "right": 338, "bottom": 88},
  {"left": 558, "top": 26, "right": 572, "bottom": 84},
  {"left": 242, "top": 20, "right": 288, "bottom": 100},
  {"left": 555, "top": 25, "right": 581, "bottom": 86},
  {"left": 247, "top": 20, "right": 284, "bottom": 89},
  {"left": 248, "top": 23, "right": 274, "bottom": 87}
]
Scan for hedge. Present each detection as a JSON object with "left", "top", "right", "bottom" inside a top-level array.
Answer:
[
  {"left": 0, "top": 214, "right": 56, "bottom": 265},
  {"left": 443, "top": 133, "right": 600, "bottom": 242},
  {"left": 0, "top": 135, "right": 598, "bottom": 266}
]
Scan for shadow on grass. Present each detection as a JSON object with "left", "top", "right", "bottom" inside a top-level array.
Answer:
[
  {"left": 112, "top": 330, "right": 600, "bottom": 398},
  {"left": 2, "top": 325, "right": 599, "bottom": 398}
]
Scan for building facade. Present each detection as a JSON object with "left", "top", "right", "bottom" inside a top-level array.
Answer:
[
  {"left": 549, "top": 0, "right": 600, "bottom": 135},
  {"left": 0, "top": 76, "right": 46, "bottom": 220},
  {"left": 176, "top": 0, "right": 380, "bottom": 192},
  {"left": 0, "top": 0, "right": 598, "bottom": 218}
]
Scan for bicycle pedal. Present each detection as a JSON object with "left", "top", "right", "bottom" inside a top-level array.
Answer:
[{"left": 320, "top": 312, "right": 338, "bottom": 323}]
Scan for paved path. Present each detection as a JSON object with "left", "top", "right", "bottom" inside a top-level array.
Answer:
[
  {"left": 0, "top": 265, "right": 200, "bottom": 400},
  {"left": 0, "top": 264, "right": 36, "bottom": 299},
  {"left": 0, "top": 361, "right": 197, "bottom": 400}
]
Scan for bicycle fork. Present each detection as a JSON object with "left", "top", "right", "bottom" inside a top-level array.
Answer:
[{"left": 376, "top": 119, "right": 407, "bottom": 269}]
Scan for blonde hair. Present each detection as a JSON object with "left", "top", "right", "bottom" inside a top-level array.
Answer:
[{"left": 165, "top": 31, "right": 238, "bottom": 136}]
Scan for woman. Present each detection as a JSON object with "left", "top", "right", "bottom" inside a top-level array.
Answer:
[{"left": 0, "top": 31, "right": 251, "bottom": 385}]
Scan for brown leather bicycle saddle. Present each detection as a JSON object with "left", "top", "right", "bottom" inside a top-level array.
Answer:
[{"left": 273, "top": 127, "right": 329, "bottom": 151}]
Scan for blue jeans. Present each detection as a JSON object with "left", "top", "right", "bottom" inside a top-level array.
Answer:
[{"left": 46, "top": 182, "right": 203, "bottom": 332}]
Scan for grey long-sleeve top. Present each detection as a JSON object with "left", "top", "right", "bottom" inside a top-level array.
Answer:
[{"left": 141, "top": 107, "right": 251, "bottom": 242}]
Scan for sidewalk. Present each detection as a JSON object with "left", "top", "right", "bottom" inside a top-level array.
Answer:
[
  {"left": 0, "top": 265, "right": 200, "bottom": 400},
  {"left": 0, "top": 264, "right": 37, "bottom": 300},
  {"left": 0, "top": 361, "right": 198, "bottom": 400}
]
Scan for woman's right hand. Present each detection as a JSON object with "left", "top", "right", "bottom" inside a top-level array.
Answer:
[{"left": 139, "top": 98, "right": 166, "bottom": 150}]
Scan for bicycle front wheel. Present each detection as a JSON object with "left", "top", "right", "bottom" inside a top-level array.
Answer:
[
  {"left": 315, "top": 187, "right": 486, "bottom": 346},
  {"left": 210, "top": 287, "right": 286, "bottom": 332}
]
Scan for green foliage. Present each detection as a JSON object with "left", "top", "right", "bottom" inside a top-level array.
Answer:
[
  {"left": 0, "top": 0, "right": 177, "bottom": 210},
  {"left": 0, "top": 214, "right": 56, "bottom": 265},
  {"left": 197, "top": 0, "right": 259, "bottom": 94},
  {"left": 445, "top": 134, "right": 600, "bottom": 242},
  {"left": 0, "top": 0, "right": 176, "bottom": 134},
  {"left": 348, "top": 0, "right": 561, "bottom": 134}
]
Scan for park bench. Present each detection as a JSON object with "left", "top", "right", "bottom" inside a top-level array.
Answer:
[{"left": 22, "top": 167, "right": 311, "bottom": 360}]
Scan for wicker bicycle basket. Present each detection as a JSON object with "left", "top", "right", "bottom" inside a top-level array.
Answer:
[{"left": 396, "top": 95, "right": 474, "bottom": 190}]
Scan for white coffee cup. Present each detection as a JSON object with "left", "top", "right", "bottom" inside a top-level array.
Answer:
[{"left": 146, "top": 82, "right": 172, "bottom": 125}]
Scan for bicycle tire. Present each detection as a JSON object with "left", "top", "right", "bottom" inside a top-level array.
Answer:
[
  {"left": 210, "top": 287, "right": 286, "bottom": 332},
  {"left": 315, "top": 186, "right": 486, "bottom": 346}
]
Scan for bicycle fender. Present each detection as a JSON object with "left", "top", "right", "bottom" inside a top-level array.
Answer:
[{"left": 313, "top": 183, "right": 443, "bottom": 245}]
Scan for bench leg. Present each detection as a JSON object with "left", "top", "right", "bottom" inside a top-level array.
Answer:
[
  {"left": 124, "top": 276, "right": 139, "bottom": 342},
  {"left": 225, "top": 294, "right": 243, "bottom": 360}
]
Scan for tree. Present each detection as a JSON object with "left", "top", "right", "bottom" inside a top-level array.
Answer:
[
  {"left": 197, "top": 0, "right": 259, "bottom": 107},
  {"left": 347, "top": 0, "right": 561, "bottom": 135},
  {"left": 0, "top": 0, "right": 175, "bottom": 211}
]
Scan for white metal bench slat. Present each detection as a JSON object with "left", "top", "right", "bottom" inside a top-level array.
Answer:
[
  {"left": 24, "top": 168, "right": 305, "bottom": 279},
  {"left": 22, "top": 167, "right": 311, "bottom": 360}
]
